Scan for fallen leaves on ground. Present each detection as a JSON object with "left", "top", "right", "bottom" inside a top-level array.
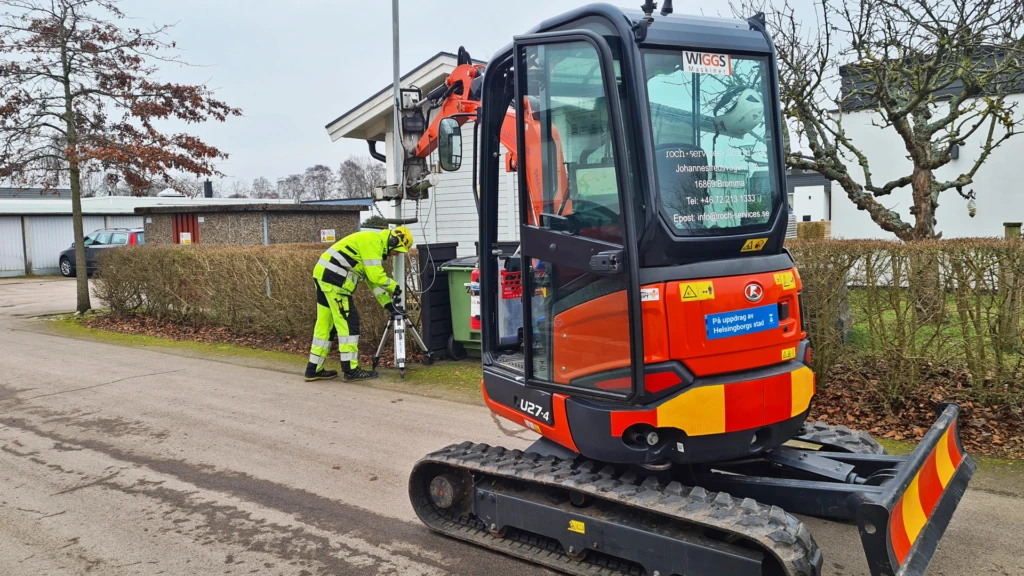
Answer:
[{"left": 811, "top": 363, "right": 1024, "bottom": 459}]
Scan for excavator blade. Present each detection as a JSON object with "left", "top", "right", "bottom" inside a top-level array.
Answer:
[{"left": 854, "top": 404, "right": 975, "bottom": 576}]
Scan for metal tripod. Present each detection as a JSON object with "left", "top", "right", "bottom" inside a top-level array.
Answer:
[{"left": 372, "top": 314, "right": 431, "bottom": 379}]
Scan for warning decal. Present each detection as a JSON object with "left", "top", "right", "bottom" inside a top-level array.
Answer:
[
  {"left": 741, "top": 238, "right": 768, "bottom": 252},
  {"left": 774, "top": 271, "right": 796, "bottom": 290},
  {"left": 679, "top": 281, "right": 715, "bottom": 302},
  {"left": 568, "top": 520, "right": 586, "bottom": 534}
]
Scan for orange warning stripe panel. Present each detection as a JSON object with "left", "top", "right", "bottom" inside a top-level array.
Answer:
[
  {"left": 609, "top": 366, "right": 815, "bottom": 438},
  {"left": 481, "top": 381, "right": 580, "bottom": 453},
  {"left": 889, "top": 420, "right": 966, "bottom": 566}
]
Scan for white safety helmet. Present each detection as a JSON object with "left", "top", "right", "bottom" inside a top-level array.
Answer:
[{"left": 713, "top": 88, "right": 764, "bottom": 138}]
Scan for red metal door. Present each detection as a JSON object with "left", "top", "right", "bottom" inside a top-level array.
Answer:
[{"left": 172, "top": 214, "right": 200, "bottom": 244}]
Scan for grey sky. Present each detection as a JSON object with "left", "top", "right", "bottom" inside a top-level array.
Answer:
[{"left": 119, "top": 0, "right": 742, "bottom": 187}]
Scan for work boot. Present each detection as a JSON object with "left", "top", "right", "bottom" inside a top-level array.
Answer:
[
  {"left": 343, "top": 367, "right": 379, "bottom": 381},
  {"left": 304, "top": 362, "right": 338, "bottom": 382}
]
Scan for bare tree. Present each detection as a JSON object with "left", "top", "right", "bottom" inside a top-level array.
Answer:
[
  {"left": 277, "top": 174, "right": 305, "bottom": 202},
  {"left": 338, "top": 156, "right": 385, "bottom": 199},
  {"left": 251, "top": 176, "right": 276, "bottom": 199},
  {"left": 227, "top": 179, "right": 250, "bottom": 198},
  {"left": 303, "top": 164, "right": 336, "bottom": 201},
  {"left": 735, "top": 0, "right": 1024, "bottom": 239},
  {"left": 0, "top": 0, "right": 240, "bottom": 311}
]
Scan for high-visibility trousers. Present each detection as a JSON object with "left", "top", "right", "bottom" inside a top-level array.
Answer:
[{"left": 309, "top": 280, "right": 360, "bottom": 372}]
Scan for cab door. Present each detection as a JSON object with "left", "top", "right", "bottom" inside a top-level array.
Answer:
[{"left": 513, "top": 31, "right": 642, "bottom": 402}]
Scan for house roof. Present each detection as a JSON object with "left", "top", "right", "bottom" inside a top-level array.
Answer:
[
  {"left": 324, "top": 51, "right": 485, "bottom": 143},
  {"left": 0, "top": 196, "right": 302, "bottom": 216},
  {"left": 0, "top": 187, "right": 72, "bottom": 199},
  {"left": 135, "top": 203, "right": 366, "bottom": 215}
]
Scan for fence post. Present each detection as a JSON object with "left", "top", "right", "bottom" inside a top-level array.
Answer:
[{"left": 1000, "top": 222, "right": 1022, "bottom": 350}]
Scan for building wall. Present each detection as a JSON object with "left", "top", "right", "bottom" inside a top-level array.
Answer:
[
  {"left": 142, "top": 211, "right": 361, "bottom": 246},
  {"left": 384, "top": 125, "right": 520, "bottom": 257},
  {"left": 828, "top": 94, "right": 1024, "bottom": 239},
  {"left": 107, "top": 215, "right": 144, "bottom": 229},
  {"left": 268, "top": 212, "right": 360, "bottom": 244},
  {"left": 0, "top": 217, "right": 25, "bottom": 277},
  {"left": 144, "top": 214, "right": 173, "bottom": 244},
  {"left": 199, "top": 213, "right": 265, "bottom": 245}
]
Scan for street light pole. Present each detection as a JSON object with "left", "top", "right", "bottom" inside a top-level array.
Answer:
[{"left": 391, "top": 0, "right": 404, "bottom": 305}]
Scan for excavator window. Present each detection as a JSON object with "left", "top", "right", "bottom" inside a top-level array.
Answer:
[
  {"left": 516, "top": 39, "right": 632, "bottom": 395},
  {"left": 643, "top": 49, "right": 779, "bottom": 237}
]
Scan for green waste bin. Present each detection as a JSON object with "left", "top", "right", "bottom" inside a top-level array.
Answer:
[{"left": 440, "top": 256, "right": 481, "bottom": 359}]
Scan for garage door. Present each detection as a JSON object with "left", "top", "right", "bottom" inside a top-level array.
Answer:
[
  {"left": 0, "top": 217, "right": 25, "bottom": 277},
  {"left": 27, "top": 215, "right": 105, "bottom": 273}
]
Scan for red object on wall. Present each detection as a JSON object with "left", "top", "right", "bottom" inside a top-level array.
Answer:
[{"left": 172, "top": 214, "right": 200, "bottom": 244}]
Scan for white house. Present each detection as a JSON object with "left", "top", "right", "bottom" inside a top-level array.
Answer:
[
  {"left": 798, "top": 93, "right": 1024, "bottom": 240},
  {"left": 325, "top": 52, "right": 520, "bottom": 257}
]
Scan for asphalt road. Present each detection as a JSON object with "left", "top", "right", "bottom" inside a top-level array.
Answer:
[{"left": 0, "top": 277, "right": 1021, "bottom": 576}]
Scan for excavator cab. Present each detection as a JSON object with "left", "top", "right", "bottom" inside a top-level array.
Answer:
[
  {"left": 417, "top": 5, "right": 974, "bottom": 576},
  {"left": 467, "top": 8, "right": 799, "bottom": 464}
]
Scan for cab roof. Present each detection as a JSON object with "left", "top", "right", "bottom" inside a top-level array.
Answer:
[{"left": 526, "top": 3, "right": 773, "bottom": 55}]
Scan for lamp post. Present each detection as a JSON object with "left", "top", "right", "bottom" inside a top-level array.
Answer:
[{"left": 391, "top": 0, "right": 404, "bottom": 305}]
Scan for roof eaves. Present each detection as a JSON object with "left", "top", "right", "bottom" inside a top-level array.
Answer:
[{"left": 324, "top": 50, "right": 486, "bottom": 130}]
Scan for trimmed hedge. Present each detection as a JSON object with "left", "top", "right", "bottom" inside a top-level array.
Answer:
[
  {"left": 789, "top": 239, "right": 1024, "bottom": 408},
  {"left": 96, "top": 239, "right": 1024, "bottom": 410},
  {"left": 95, "top": 244, "right": 420, "bottom": 359}
]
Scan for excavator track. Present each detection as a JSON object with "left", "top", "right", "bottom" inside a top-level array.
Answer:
[
  {"left": 794, "top": 422, "right": 887, "bottom": 455},
  {"left": 410, "top": 442, "right": 823, "bottom": 576}
]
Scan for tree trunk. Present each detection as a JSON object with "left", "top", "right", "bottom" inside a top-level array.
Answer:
[
  {"left": 70, "top": 162, "right": 90, "bottom": 313},
  {"left": 60, "top": 18, "right": 89, "bottom": 313},
  {"left": 910, "top": 167, "right": 938, "bottom": 240},
  {"left": 909, "top": 167, "right": 942, "bottom": 320}
]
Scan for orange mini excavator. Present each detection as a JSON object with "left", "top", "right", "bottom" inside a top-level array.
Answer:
[{"left": 392, "top": 3, "right": 975, "bottom": 575}]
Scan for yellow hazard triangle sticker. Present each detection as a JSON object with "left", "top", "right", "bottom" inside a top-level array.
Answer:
[{"left": 679, "top": 281, "right": 714, "bottom": 302}]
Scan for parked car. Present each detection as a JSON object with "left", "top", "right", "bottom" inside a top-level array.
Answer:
[{"left": 59, "top": 228, "right": 145, "bottom": 277}]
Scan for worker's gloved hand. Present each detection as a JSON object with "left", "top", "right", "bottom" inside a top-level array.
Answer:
[
  {"left": 385, "top": 302, "right": 406, "bottom": 319},
  {"left": 392, "top": 285, "right": 402, "bottom": 302}
]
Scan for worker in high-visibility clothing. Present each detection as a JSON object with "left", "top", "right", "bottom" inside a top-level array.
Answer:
[{"left": 305, "top": 226, "right": 414, "bottom": 381}]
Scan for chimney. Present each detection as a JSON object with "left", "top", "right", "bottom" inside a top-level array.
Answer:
[{"left": 203, "top": 179, "right": 213, "bottom": 198}]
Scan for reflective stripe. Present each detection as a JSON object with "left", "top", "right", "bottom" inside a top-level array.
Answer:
[
  {"left": 337, "top": 335, "right": 359, "bottom": 345},
  {"left": 338, "top": 352, "right": 358, "bottom": 361},
  {"left": 312, "top": 337, "right": 332, "bottom": 349},
  {"left": 363, "top": 259, "right": 382, "bottom": 266},
  {"left": 318, "top": 258, "right": 349, "bottom": 278},
  {"left": 371, "top": 286, "right": 386, "bottom": 297},
  {"left": 309, "top": 353, "right": 325, "bottom": 363},
  {"left": 327, "top": 248, "right": 353, "bottom": 268}
]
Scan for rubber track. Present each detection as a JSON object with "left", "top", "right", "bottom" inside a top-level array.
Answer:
[
  {"left": 795, "top": 422, "right": 887, "bottom": 455},
  {"left": 410, "top": 442, "right": 823, "bottom": 576}
]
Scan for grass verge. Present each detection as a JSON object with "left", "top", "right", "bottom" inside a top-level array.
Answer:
[{"left": 42, "top": 314, "right": 486, "bottom": 405}]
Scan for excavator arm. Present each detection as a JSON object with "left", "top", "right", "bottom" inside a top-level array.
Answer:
[{"left": 408, "top": 54, "right": 569, "bottom": 226}]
